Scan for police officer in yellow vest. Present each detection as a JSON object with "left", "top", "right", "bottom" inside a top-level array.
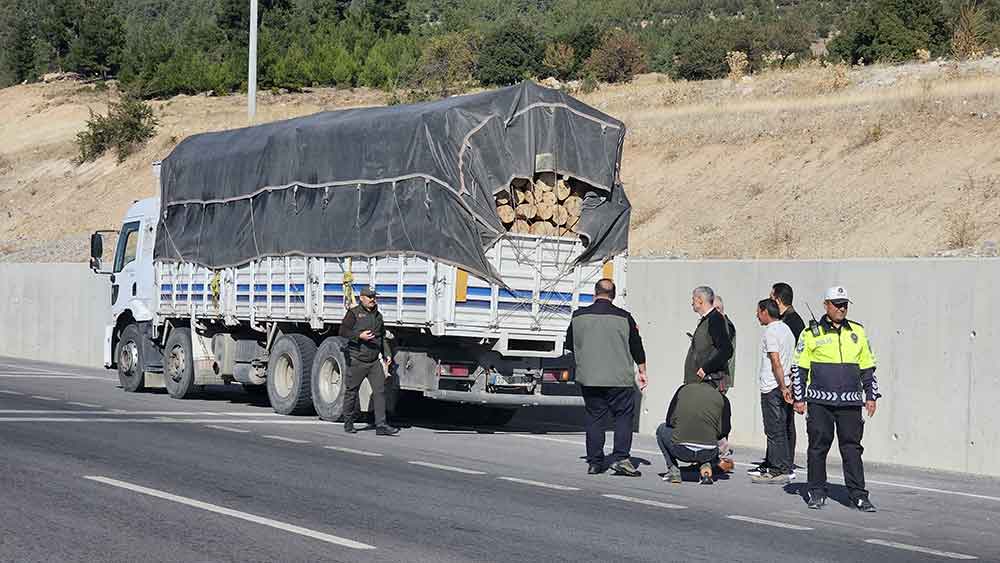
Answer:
[{"left": 792, "top": 286, "right": 880, "bottom": 512}]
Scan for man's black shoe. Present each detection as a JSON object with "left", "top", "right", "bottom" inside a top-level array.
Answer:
[
  {"left": 375, "top": 425, "right": 400, "bottom": 436},
  {"left": 344, "top": 422, "right": 357, "bottom": 434},
  {"left": 855, "top": 497, "right": 877, "bottom": 513},
  {"left": 587, "top": 463, "right": 605, "bottom": 475},
  {"left": 807, "top": 491, "right": 827, "bottom": 510}
]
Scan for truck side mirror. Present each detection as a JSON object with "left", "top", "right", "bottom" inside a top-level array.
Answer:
[{"left": 90, "top": 232, "right": 103, "bottom": 272}]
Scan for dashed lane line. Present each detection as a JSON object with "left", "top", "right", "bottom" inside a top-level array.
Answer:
[
  {"left": 0, "top": 418, "right": 335, "bottom": 424},
  {"left": 497, "top": 477, "right": 580, "bottom": 491},
  {"left": 726, "top": 515, "right": 813, "bottom": 531},
  {"left": 324, "top": 446, "right": 383, "bottom": 457},
  {"left": 65, "top": 402, "right": 104, "bottom": 408},
  {"left": 30, "top": 396, "right": 60, "bottom": 402},
  {"left": 205, "top": 425, "right": 251, "bottom": 434},
  {"left": 0, "top": 390, "right": 24, "bottom": 395},
  {"left": 864, "top": 539, "right": 978, "bottom": 560},
  {"left": 262, "top": 435, "right": 311, "bottom": 444},
  {"left": 0, "top": 410, "right": 282, "bottom": 416},
  {"left": 602, "top": 494, "right": 686, "bottom": 509},
  {"left": 0, "top": 372, "right": 115, "bottom": 381},
  {"left": 83, "top": 476, "right": 375, "bottom": 550},
  {"left": 780, "top": 511, "right": 916, "bottom": 537},
  {"left": 507, "top": 434, "right": 1000, "bottom": 503},
  {"left": 407, "top": 461, "right": 487, "bottom": 475}
]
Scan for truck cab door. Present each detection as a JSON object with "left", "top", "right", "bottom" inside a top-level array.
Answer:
[{"left": 111, "top": 220, "right": 142, "bottom": 316}]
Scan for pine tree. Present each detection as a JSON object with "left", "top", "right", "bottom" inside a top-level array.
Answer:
[{"left": 65, "top": 0, "right": 124, "bottom": 78}]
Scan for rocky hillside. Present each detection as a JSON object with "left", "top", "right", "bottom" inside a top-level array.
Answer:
[{"left": 2, "top": 58, "right": 999, "bottom": 262}]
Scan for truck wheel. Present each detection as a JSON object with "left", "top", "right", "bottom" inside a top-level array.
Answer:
[
  {"left": 311, "top": 337, "right": 348, "bottom": 421},
  {"left": 116, "top": 324, "right": 145, "bottom": 392},
  {"left": 267, "top": 334, "right": 317, "bottom": 416},
  {"left": 164, "top": 327, "right": 198, "bottom": 399}
]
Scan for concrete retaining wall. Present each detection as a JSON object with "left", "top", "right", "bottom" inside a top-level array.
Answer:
[
  {"left": 2, "top": 260, "right": 998, "bottom": 476},
  {"left": 627, "top": 258, "right": 1000, "bottom": 477},
  {"left": 0, "top": 263, "right": 109, "bottom": 367}
]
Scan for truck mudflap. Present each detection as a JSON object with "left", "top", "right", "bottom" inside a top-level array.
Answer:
[{"left": 422, "top": 389, "right": 583, "bottom": 407}]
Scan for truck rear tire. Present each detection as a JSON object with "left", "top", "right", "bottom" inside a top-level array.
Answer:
[
  {"left": 116, "top": 324, "right": 145, "bottom": 392},
  {"left": 164, "top": 327, "right": 199, "bottom": 399},
  {"left": 311, "top": 337, "right": 348, "bottom": 421},
  {"left": 267, "top": 334, "right": 317, "bottom": 416}
]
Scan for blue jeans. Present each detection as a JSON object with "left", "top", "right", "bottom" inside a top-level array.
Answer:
[{"left": 656, "top": 423, "right": 719, "bottom": 469}]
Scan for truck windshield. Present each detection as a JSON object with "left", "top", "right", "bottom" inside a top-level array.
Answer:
[{"left": 113, "top": 221, "right": 140, "bottom": 273}]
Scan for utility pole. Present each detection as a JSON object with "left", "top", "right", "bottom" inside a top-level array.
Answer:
[{"left": 247, "top": 0, "right": 258, "bottom": 125}]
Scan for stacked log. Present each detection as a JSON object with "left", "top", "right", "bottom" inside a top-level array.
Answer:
[{"left": 494, "top": 172, "right": 590, "bottom": 238}]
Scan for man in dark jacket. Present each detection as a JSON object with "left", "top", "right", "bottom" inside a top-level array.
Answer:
[
  {"left": 565, "top": 279, "right": 647, "bottom": 477},
  {"left": 771, "top": 282, "right": 806, "bottom": 342},
  {"left": 684, "top": 286, "right": 734, "bottom": 386},
  {"left": 339, "top": 287, "right": 398, "bottom": 436},
  {"left": 657, "top": 379, "right": 732, "bottom": 485}
]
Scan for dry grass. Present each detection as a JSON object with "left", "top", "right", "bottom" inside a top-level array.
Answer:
[{"left": 3, "top": 56, "right": 1000, "bottom": 260}]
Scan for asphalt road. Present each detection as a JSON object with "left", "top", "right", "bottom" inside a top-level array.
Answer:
[{"left": 1, "top": 356, "right": 998, "bottom": 562}]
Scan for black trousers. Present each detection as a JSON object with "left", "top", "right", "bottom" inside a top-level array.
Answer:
[
  {"left": 807, "top": 403, "right": 868, "bottom": 500},
  {"left": 343, "top": 358, "right": 386, "bottom": 427},
  {"left": 580, "top": 386, "right": 635, "bottom": 465},
  {"left": 761, "top": 388, "right": 793, "bottom": 474}
]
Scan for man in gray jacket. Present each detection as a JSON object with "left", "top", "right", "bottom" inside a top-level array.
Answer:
[
  {"left": 565, "top": 279, "right": 647, "bottom": 476},
  {"left": 685, "top": 286, "right": 734, "bottom": 386}
]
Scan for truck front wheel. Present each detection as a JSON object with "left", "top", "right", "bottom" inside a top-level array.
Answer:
[
  {"left": 266, "top": 334, "right": 317, "bottom": 416},
  {"left": 164, "top": 327, "right": 199, "bottom": 399},
  {"left": 311, "top": 337, "right": 348, "bottom": 422},
  {"left": 116, "top": 324, "right": 145, "bottom": 392}
]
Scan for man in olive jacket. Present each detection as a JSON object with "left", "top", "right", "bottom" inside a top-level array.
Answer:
[
  {"left": 339, "top": 287, "right": 398, "bottom": 436},
  {"left": 565, "top": 279, "right": 647, "bottom": 476}
]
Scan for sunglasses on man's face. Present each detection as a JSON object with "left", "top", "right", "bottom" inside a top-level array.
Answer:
[{"left": 830, "top": 301, "right": 849, "bottom": 310}]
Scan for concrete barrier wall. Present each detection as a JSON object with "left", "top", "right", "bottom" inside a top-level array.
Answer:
[
  {"left": 627, "top": 258, "right": 1000, "bottom": 477},
  {"left": 2, "top": 260, "right": 999, "bottom": 476},
  {"left": 0, "top": 264, "right": 109, "bottom": 367}
]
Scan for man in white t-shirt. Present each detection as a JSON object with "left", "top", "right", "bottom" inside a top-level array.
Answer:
[{"left": 750, "top": 298, "right": 796, "bottom": 484}]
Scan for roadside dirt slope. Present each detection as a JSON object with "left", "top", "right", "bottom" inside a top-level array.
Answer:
[{"left": 1, "top": 58, "right": 999, "bottom": 262}]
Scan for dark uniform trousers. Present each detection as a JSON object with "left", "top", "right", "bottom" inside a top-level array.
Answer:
[
  {"left": 807, "top": 403, "right": 867, "bottom": 500},
  {"left": 580, "top": 386, "right": 635, "bottom": 466},
  {"left": 343, "top": 358, "right": 387, "bottom": 427}
]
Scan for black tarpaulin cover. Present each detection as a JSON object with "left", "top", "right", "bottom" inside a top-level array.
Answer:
[{"left": 154, "top": 81, "right": 630, "bottom": 283}]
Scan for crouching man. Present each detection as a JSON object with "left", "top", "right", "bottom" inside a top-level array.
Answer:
[{"left": 657, "top": 377, "right": 733, "bottom": 485}]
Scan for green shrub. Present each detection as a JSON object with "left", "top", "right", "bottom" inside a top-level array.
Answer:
[
  {"left": 359, "top": 34, "right": 420, "bottom": 89},
  {"left": 542, "top": 42, "right": 575, "bottom": 80},
  {"left": 667, "top": 19, "right": 732, "bottom": 80},
  {"left": 829, "top": 0, "right": 951, "bottom": 64},
  {"left": 474, "top": 20, "right": 542, "bottom": 86},
  {"left": 584, "top": 29, "right": 646, "bottom": 83},
  {"left": 412, "top": 32, "right": 477, "bottom": 97},
  {"left": 75, "top": 96, "right": 159, "bottom": 164}
]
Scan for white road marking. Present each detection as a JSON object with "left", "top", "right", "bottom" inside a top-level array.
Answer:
[
  {"left": 0, "top": 418, "right": 334, "bottom": 424},
  {"left": 602, "top": 494, "right": 686, "bottom": 509},
  {"left": 864, "top": 539, "right": 978, "bottom": 560},
  {"left": 0, "top": 374, "right": 112, "bottom": 380},
  {"left": 407, "top": 461, "right": 487, "bottom": 475},
  {"left": 30, "top": 395, "right": 60, "bottom": 401},
  {"left": 65, "top": 402, "right": 103, "bottom": 408},
  {"left": 205, "top": 425, "right": 251, "bottom": 434},
  {"left": 779, "top": 511, "right": 916, "bottom": 537},
  {"left": 0, "top": 363, "right": 78, "bottom": 374},
  {"left": 83, "top": 476, "right": 374, "bottom": 550},
  {"left": 726, "top": 515, "right": 813, "bottom": 530},
  {"left": 497, "top": 477, "right": 580, "bottom": 491},
  {"left": 263, "top": 435, "right": 310, "bottom": 444},
  {"left": 0, "top": 410, "right": 281, "bottom": 416},
  {"left": 510, "top": 435, "right": 1000, "bottom": 503},
  {"left": 0, "top": 390, "right": 24, "bottom": 395},
  {"left": 324, "top": 446, "right": 383, "bottom": 457}
]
